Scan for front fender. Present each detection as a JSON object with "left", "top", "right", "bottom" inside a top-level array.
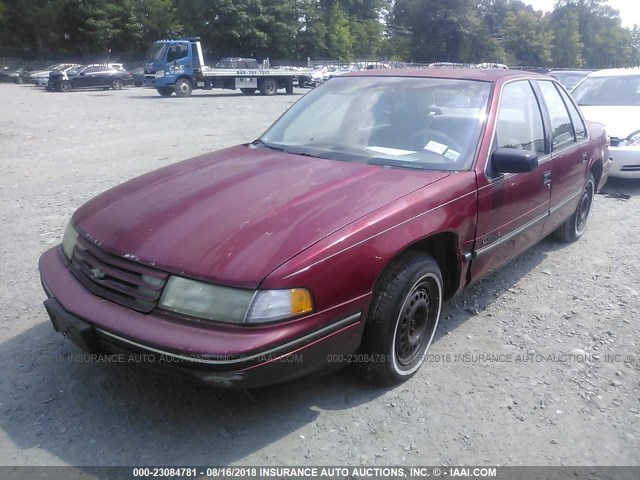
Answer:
[{"left": 260, "top": 173, "right": 478, "bottom": 312}]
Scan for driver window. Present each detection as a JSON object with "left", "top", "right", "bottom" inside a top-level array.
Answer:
[
  {"left": 166, "top": 43, "right": 189, "bottom": 62},
  {"left": 495, "top": 81, "right": 546, "bottom": 154}
]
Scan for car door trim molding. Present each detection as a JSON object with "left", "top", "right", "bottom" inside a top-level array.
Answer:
[
  {"left": 474, "top": 210, "right": 549, "bottom": 257},
  {"left": 549, "top": 187, "right": 582, "bottom": 215}
]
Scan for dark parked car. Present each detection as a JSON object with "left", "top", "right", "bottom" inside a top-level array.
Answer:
[
  {"left": 39, "top": 69, "right": 610, "bottom": 388},
  {"left": 0, "top": 66, "right": 26, "bottom": 84},
  {"left": 129, "top": 67, "right": 144, "bottom": 87},
  {"left": 48, "top": 64, "right": 134, "bottom": 92}
]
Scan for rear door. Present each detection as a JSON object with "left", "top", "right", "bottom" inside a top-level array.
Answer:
[
  {"left": 472, "top": 79, "right": 551, "bottom": 279},
  {"left": 73, "top": 66, "right": 98, "bottom": 88},
  {"left": 534, "top": 80, "right": 590, "bottom": 236},
  {"left": 91, "top": 66, "right": 115, "bottom": 87}
]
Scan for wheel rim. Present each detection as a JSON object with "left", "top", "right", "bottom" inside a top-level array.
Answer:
[
  {"left": 393, "top": 274, "right": 441, "bottom": 369},
  {"left": 575, "top": 181, "right": 593, "bottom": 235},
  {"left": 266, "top": 81, "right": 276, "bottom": 93},
  {"left": 61, "top": 82, "right": 70, "bottom": 92},
  {"left": 113, "top": 79, "right": 122, "bottom": 89},
  {"left": 178, "top": 81, "right": 190, "bottom": 94}
]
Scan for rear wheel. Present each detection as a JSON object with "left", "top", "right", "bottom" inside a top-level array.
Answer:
[
  {"left": 553, "top": 173, "right": 595, "bottom": 242},
  {"left": 354, "top": 250, "right": 443, "bottom": 386},
  {"left": 156, "top": 87, "right": 173, "bottom": 97},
  {"left": 14, "top": 76, "right": 23, "bottom": 84},
  {"left": 60, "top": 81, "right": 72, "bottom": 92},
  {"left": 240, "top": 88, "right": 256, "bottom": 95},
  {"left": 111, "top": 78, "right": 123, "bottom": 90},
  {"left": 174, "top": 78, "right": 192, "bottom": 97},
  {"left": 259, "top": 78, "right": 278, "bottom": 96}
]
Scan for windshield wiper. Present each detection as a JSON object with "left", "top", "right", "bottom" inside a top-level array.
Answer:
[
  {"left": 367, "top": 158, "right": 432, "bottom": 171},
  {"left": 250, "top": 139, "right": 286, "bottom": 152}
]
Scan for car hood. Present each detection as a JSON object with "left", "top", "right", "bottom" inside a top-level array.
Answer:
[
  {"left": 579, "top": 105, "right": 640, "bottom": 138},
  {"left": 73, "top": 145, "right": 449, "bottom": 288}
]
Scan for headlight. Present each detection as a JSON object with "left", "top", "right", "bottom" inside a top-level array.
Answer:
[
  {"left": 626, "top": 130, "right": 640, "bottom": 145},
  {"left": 158, "top": 276, "right": 313, "bottom": 324},
  {"left": 155, "top": 70, "right": 164, "bottom": 78},
  {"left": 61, "top": 222, "right": 79, "bottom": 260}
]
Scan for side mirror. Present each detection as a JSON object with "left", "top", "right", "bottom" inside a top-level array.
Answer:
[{"left": 492, "top": 148, "right": 538, "bottom": 173}]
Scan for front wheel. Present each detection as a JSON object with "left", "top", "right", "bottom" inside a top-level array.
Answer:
[
  {"left": 111, "top": 78, "right": 123, "bottom": 90},
  {"left": 59, "top": 81, "right": 72, "bottom": 92},
  {"left": 156, "top": 87, "right": 173, "bottom": 97},
  {"left": 355, "top": 250, "right": 443, "bottom": 386},
  {"left": 174, "top": 78, "right": 192, "bottom": 97},
  {"left": 553, "top": 173, "right": 595, "bottom": 242}
]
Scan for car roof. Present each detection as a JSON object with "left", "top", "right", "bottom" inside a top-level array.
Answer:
[
  {"left": 549, "top": 70, "right": 591, "bottom": 74},
  {"left": 346, "top": 67, "right": 548, "bottom": 82},
  {"left": 587, "top": 67, "right": 640, "bottom": 77}
]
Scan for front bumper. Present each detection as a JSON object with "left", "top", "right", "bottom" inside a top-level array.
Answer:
[
  {"left": 609, "top": 145, "right": 640, "bottom": 179},
  {"left": 39, "top": 247, "right": 366, "bottom": 388}
]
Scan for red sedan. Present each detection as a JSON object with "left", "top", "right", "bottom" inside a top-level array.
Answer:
[{"left": 39, "top": 68, "right": 610, "bottom": 387}]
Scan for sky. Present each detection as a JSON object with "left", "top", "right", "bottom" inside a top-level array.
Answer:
[{"left": 523, "top": 0, "right": 639, "bottom": 28}]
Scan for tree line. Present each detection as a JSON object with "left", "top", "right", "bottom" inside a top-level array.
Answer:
[{"left": 0, "top": 0, "right": 638, "bottom": 67}]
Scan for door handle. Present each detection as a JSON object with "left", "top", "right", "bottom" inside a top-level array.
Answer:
[{"left": 581, "top": 152, "right": 589, "bottom": 163}]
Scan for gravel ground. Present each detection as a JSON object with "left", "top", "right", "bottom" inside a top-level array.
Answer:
[{"left": 0, "top": 84, "right": 639, "bottom": 469}]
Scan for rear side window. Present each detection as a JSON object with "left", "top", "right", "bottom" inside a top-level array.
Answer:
[
  {"left": 495, "top": 81, "right": 546, "bottom": 154},
  {"left": 537, "top": 80, "right": 576, "bottom": 149}
]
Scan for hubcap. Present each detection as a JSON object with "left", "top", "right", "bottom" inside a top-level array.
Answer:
[
  {"left": 179, "top": 82, "right": 189, "bottom": 94},
  {"left": 395, "top": 281, "right": 434, "bottom": 366}
]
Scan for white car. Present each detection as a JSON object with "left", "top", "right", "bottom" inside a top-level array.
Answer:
[
  {"left": 28, "top": 64, "right": 80, "bottom": 86},
  {"left": 572, "top": 68, "right": 640, "bottom": 178}
]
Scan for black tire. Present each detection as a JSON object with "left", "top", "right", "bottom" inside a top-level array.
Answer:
[
  {"left": 111, "top": 78, "right": 123, "bottom": 90},
  {"left": 553, "top": 173, "right": 595, "bottom": 242},
  {"left": 259, "top": 78, "right": 278, "bottom": 96},
  {"left": 157, "top": 87, "right": 173, "bottom": 97},
  {"left": 174, "top": 78, "right": 192, "bottom": 97},
  {"left": 240, "top": 88, "right": 256, "bottom": 95},
  {"left": 285, "top": 78, "right": 294, "bottom": 94},
  {"left": 14, "top": 76, "right": 23, "bottom": 84},
  {"left": 60, "top": 81, "right": 72, "bottom": 93},
  {"left": 354, "top": 250, "right": 443, "bottom": 386}
]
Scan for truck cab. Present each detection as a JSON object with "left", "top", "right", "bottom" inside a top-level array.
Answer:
[{"left": 144, "top": 38, "right": 204, "bottom": 96}]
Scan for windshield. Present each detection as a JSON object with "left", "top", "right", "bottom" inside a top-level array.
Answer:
[
  {"left": 146, "top": 43, "right": 168, "bottom": 62},
  {"left": 259, "top": 76, "right": 491, "bottom": 171},
  {"left": 551, "top": 72, "right": 588, "bottom": 91},
  {"left": 572, "top": 74, "right": 640, "bottom": 106}
]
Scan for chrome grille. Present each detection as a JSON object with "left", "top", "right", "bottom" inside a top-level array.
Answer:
[{"left": 69, "top": 236, "right": 168, "bottom": 313}]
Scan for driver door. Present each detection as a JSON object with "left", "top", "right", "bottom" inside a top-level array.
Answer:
[{"left": 472, "top": 80, "right": 552, "bottom": 280}]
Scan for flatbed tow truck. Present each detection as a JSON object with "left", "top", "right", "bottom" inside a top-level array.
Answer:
[{"left": 143, "top": 38, "right": 312, "bottom": 97}]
